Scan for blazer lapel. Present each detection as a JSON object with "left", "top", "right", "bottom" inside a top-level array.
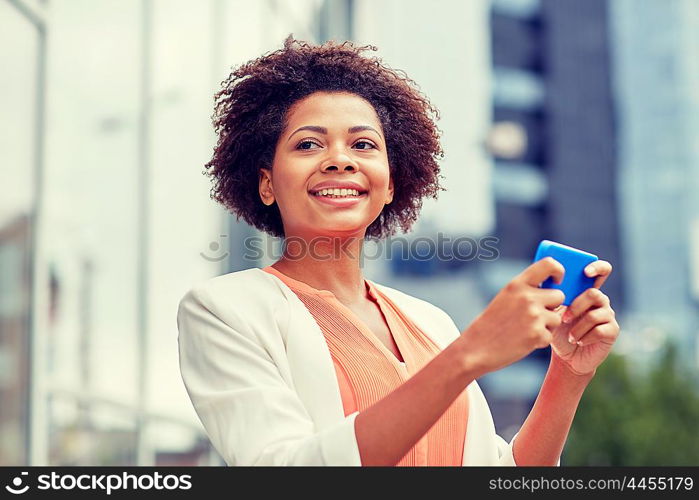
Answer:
[{"left": 256, "top": 269, "right": 347, "bottom": 430}]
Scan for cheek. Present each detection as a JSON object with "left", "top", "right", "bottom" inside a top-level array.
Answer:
[
  {"left": 375, "top": 169, "right": 392, "bottom": 193},
  {"left": 270, "top": 161, "right": 311, "bottom": 199},
  {"left": 368, "top": 155, "right": 391, "bottom": 184}
]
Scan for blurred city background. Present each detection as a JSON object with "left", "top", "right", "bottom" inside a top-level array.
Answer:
[{"left": 2, "top": 0, "right": 699, "bottom": 466}]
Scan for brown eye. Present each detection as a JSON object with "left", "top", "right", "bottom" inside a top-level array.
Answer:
[
  {"left": 297, "top": 140, "right": 320, "bottom": 150},
  {"left": 354, "top": 140, "right": 376, "bottom": 150}
]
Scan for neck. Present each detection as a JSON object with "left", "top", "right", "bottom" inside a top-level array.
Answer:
[{"left": 271, "top": 234, "right": 368, "bottom": 305}]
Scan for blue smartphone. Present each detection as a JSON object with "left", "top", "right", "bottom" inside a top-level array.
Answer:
[{"left": 532, "top": 240, "right": 598, "bottom": 306}]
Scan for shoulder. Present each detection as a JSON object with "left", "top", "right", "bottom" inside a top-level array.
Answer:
[
  {"left": 180, "top": 267, "right": 287, "bottom": 303},
  {"left": 181, "top": 267, "right": 274, "bottom": 298},
  {"left": 177, "top": 267, "right": 292, "bottom": 329},
  {"left": 370, "top": 280, "right": 462, "bottom": 348}
]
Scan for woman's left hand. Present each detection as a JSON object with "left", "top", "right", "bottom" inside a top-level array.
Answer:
[{"left": 550, "top": 260, "right": 620, "bottom": 376}]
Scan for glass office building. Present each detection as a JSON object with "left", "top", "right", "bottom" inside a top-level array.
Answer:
[{"left": 609, "top": 0, "right": 699, "bottom": 368}]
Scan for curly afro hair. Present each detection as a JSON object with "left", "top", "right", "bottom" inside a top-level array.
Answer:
[{"left": 204, "top": 34, "right": 445, "bottom": 241}]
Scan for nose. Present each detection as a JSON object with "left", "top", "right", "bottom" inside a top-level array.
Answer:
[{"left": 320, "top": 147, "right": 359, "bottom": 172}]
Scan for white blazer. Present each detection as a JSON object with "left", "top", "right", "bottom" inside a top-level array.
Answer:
[{"left": 177, "top": 267, "right": 522, "bottom": 466}]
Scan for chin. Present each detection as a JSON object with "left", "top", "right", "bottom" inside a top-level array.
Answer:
[{"left": 311, "top": 226, "right": 367, "bottom": 239}]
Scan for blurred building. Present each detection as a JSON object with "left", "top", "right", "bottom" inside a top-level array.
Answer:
[
  {"left": 609, "top": 0, "right": 699, "bottom": 368},
  {"left": 0, "top": 215, "right": 32, "bottom": 465},
  {"left": 1, "top": 0, "right": 46, "bottom": 467},
  {"left": 487, "top": 0, "right": 623, "bottom": 305}
]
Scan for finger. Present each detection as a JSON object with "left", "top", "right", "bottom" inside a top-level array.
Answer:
[
  {"left": 568, "top": 307, "right": 616, "bottom": 344},
  {"left": 575, "top": 320, "right": 620, "bottom": 347},
  {"left": 541, "top": 308, "right": 563, "bottom": 332},
  {"left": 553, "top": 304, "right": 567, "bottom": 316},
  {"left": 534, "top": 328, "right": 554, "bottom": 349},
  {"left": 553, "top": 305, "right": 568, "bottom": 323},
  {"left": 583, "top": 260, "right": 613, "bottom": 289},
  {"left": 532, "top": 287, "right": 566, "bottom": 310},
  {"left": 562, "top": 287, "right": 610, "bottom": 325},
  {"left": 521, "top": 257, "right": 565, "bottom": 288}
]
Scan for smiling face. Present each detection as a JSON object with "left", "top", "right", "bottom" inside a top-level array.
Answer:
[{"left": 259, "top": 91, "right": 394, "bottom": 240}]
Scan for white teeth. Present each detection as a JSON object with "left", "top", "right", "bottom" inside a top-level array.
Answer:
[{"left": 313, "top": 188, "right": 363, "bottom": 197}]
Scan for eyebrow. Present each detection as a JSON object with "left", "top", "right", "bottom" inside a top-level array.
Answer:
[{"left": 287, "top": 125, "right": 383, "bottom": 142}]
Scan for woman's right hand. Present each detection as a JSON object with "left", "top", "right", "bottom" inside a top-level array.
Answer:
[{"left": 457, "top": 257, "right": 567, "bottom": 378}]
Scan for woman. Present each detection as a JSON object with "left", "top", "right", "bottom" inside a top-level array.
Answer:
[{"left": 177, "top": 36, "right": 620, "bottom": 466}]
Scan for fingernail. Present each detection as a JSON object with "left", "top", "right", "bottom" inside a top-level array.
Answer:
[
  {"left": 585, "top": 265, "right": 596, "bottom": 276},
  {"left": 576, "top": 340, "right": 584, "bottom": 347},
  {"left": 568, "top": 334, "right": 575, "bottom": 344},
  {"left": 562, "top": 311, "right": 573, "bottom": 324}
]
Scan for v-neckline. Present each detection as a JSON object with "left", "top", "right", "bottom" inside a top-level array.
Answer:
[
  {"left": 260, "top": 265, "right": 409, "bottom": 371},
  {"left": 333, "top": 294, "right": 408, "bottom": 369}
]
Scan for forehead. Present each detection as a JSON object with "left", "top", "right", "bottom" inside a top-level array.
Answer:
[{"left": 285, "top": 91, "right": 382, "bottom": 129}]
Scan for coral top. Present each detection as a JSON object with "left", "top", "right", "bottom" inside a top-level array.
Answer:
[{"left": 262, "top": 265, "right": 469, "bottom": 466}]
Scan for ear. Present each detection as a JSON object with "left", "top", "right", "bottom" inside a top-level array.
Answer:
[
  {"left": 385, "top": 176, "right": 394, "bottom": 205},
  {"left": 259, "top": 168, "right": 275, "bottom": 206}
]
